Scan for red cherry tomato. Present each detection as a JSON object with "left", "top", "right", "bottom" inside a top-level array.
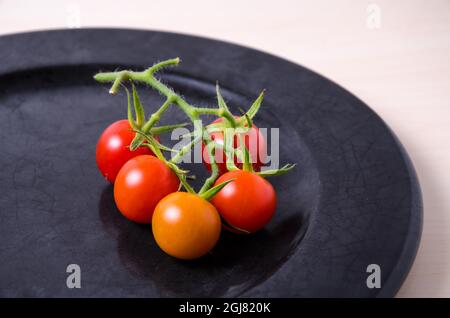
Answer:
[
  {"left": 211, "top": 170, "right": 276, "bottom": 233},
  {"left": 96, "top": 120, "right": 156, "bottom": 183},
  {"left": 202, "top": 118, "right": 266, "bottom": 175},
  {"left": 152, "top": 192, "right": 222, "bottom": 260},
  {"left": 114, "top": 155, "right": 179, "bottom": 224}
]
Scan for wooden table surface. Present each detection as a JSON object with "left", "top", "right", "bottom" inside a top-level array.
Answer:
[{"left": 1, "top": 0, "right": 449, "bottom": 298}]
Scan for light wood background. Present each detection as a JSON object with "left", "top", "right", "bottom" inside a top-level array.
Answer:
[{"left": 1, "top": 0, "right": 449, "bottom": 298}]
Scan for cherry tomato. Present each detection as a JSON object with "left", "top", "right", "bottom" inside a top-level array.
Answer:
[
  {"left": 211, "top": 170, "right": 276, "bottom": 233},
  {"left": 96, "top": 119, "right": 156, "bottom": 183},
  {"left": 152, "top": 192, "right": 222, "bottom": 260},
  {"left": 114, "top": 155, "right": 179, "bottom": 224},
  {"left": 202, "top": 118, "right": 266, "bottom": 175}
]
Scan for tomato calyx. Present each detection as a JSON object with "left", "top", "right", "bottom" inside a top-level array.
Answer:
[
  {"left": 199, "top": 178, "right": 235, "bottom": 201},
  {"left": 123, "top": 83, "right": 189, "bottom": 154},
  {"left": 257, "top": 163, "right": 297, "bottom": 178},
  {"left": 125, "top": 82, "right": 145, "bottom": 129}
]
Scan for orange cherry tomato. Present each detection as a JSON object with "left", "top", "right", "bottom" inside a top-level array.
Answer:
[
  {"left": 152, "top": 192, "right": 222, "bottom": 260},
  {"left": 114, "top": 155, "right": 179, "bottom": 224}
]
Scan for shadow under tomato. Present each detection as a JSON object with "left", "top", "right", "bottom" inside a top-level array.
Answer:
[{"left": 98, "top": 185, "right": 306, "bottom": 297}]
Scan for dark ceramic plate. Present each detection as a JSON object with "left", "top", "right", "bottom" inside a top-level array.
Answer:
[{"left": 0, "top": 29, "right": 422, "bottom": 297}]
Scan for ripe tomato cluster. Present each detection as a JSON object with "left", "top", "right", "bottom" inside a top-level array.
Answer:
[{"left": 94, "top": 58, "right": 294, "bottom": 260}]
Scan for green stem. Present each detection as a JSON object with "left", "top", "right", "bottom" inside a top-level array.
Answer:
[
  {"left": 215, "top": 84, "right": 237, "bottom": 128},
  {"left": 239, "top": 134, "right": 253, "bottom": 173},
  {"left": 167, "top": 162, "right": 195, "bottom": 194},
  {"left": 131, "top": 82, "right": 146, "bottom": 127},
  {"left": 150, "top": 122, "right": 189, "bottom": 135},
  {"left": 199, "top": 132, "right": 219, "bottom": 194},
  {"left": 123, "top": 85, "right": 139, "bottom": 130},
  {"left": 170, "top": 134, "right": 202, "bottom": 164},
  {"left": 223, "top": 127, "right": 239, "bottom": 171},
  {"left": 130, "top": 96, "right": 174, "bottom": 151},
  {"left": 147, "top": 57, "right": 180, "bottom": 75},
  {"left": 144, "top": 97, "right": 173, "bottom": 132}
]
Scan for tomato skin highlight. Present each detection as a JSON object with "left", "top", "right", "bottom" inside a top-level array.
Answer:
[
  {"left": 96, "top": 120, "right": 155, "bottom": 183},
  {"left": 152, "top": 192, "right": 222, "bottom": 260},
  {"left": 211, "top": 170, "right": 276, "bottom": 233},
  {"left": 202, "top": 118, "right": 266, "bottom": 175},
  {"left": 114, "top": 155, "right": 179, "bottom": 224}
]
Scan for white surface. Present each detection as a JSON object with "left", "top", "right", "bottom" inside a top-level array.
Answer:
[{"left": 1, "top": 0, "right": 449, "bottom": 297}]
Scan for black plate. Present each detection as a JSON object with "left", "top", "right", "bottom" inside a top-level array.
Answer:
[{"left": 0, "top": 29, "right": 422, "bottom": 297}]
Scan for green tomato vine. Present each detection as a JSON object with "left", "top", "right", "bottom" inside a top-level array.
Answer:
[{"left": 94, "top": 58, "right": 295, "bottom": 200}]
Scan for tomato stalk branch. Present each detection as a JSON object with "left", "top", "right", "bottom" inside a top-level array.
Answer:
[
  {"left": 95, "top": 59, "right": 227, "bottom": 193},
  {"left": 199, "top": 134, "right": 219, "bottom": 194},
  {"left": 94, "top": 58, "right": 292, "bottom": 195}
]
